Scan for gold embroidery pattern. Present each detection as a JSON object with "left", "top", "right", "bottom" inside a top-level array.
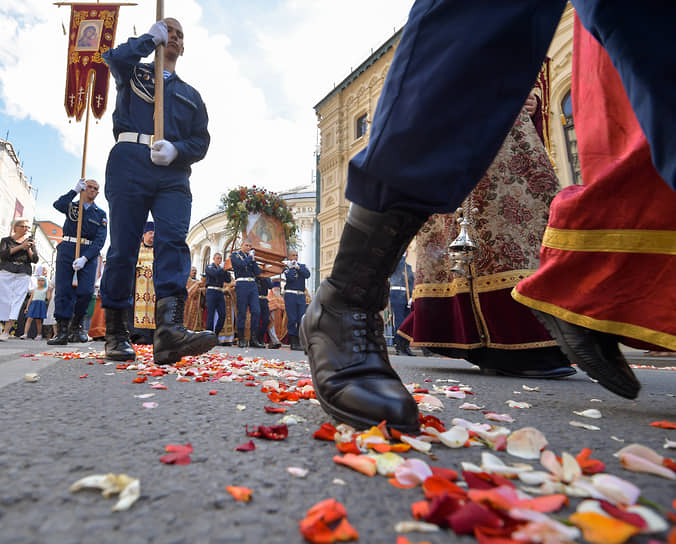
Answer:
[{"left": 543, "top": 227, "right": 676, "bottom": 255}]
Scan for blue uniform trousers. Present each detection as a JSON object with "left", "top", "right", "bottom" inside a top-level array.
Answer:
[
  {"left": 389, "top": 291, "right": 410, "bottom": 344},
  {"left": 259, "top": 298, "right": 270, "bottom": 337},
  {"left": 101, "top": 143, "right": 192, "bottom": 309},
  {"left": 206, "top": 289, "right": 225, "bottom": 333},
  {"left": 346, "top": 0, "right": 676, "bottom": 216},
  {"left": 235, "top": 281, "right": 260, "bottom": 332},
  {"left": 54, "top": 242, "right": 98, "bottom": 321},
  {"left": 284, "top": 292, "right": 306, "bottom": 338}
]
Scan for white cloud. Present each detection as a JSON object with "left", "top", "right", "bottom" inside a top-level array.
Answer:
[{"left": 0, "top": 0, "right": 413, "bottom": 226}]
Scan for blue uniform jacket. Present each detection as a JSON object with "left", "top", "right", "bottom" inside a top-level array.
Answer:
[
  {"left": 205, "top": 263, "right": 231, "bottom": 287},
  {"left": 102, "top": 34, "right": 210, "bottom": 171},
  {"left": 283, "top": 263, "right": 310, "bottom": 291},
  {"left": 230, "top": 251, "right": 262, "bottom": 279},
  {"left": 53, "top": 190, "right": 107, "bottom": 261}
]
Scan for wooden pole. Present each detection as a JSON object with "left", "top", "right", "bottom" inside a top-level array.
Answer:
[
  {"left": 154, "top": 0, "right": 164, "bottom": 142},
  {"left": 72, "top": 72, "right": 94, "bottom": 287}
]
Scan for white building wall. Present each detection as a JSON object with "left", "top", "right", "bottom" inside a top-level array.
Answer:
[{"left": 0, "top": 139, "right": 36, "bottom": 237}]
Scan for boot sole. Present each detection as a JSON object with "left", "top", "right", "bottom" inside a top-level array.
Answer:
[
  {"left": 154, "top": 335, "right": 218, "bottom": 366},
  {"left": 533, "top": 309, "right": 640, "bottom": 399},
  {"left": 299, "top": 323, "right": 419, "bottom": 434},
  {"left": 105, "top": 350, "right": 137, "bottom": 362}
]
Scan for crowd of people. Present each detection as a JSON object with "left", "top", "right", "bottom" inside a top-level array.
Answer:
[{"left": 1, "top": 7, "right": 674, "bottom": 434}]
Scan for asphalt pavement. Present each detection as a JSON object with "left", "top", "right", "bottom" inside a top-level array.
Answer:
[{"left": 0, "top": 338, "right": 674, "bottom": 544}]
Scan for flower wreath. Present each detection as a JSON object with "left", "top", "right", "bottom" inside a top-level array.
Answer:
[{"left": 220, "top": 185, "right": 299, "bottom": 248}]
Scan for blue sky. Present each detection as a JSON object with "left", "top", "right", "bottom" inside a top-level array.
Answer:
[{"left": 0, "top": 0, "right": 412, "bottom": 227}]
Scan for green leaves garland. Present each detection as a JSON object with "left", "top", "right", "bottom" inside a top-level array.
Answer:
[{"left": 220, "top": 185, "right": 299, "bottom": 249}]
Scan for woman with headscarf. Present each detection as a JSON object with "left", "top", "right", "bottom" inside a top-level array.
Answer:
[{"left": 0, "top": 218, "right": 39, "bottom": 340}]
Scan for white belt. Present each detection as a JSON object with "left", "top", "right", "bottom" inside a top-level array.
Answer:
[
  {"left": 63, "top": 236, "right": 92, "bottom": 245},
  {"left": 207, "top": 286, "right": 224, "bottom": 291},
  {"left": 236, "top": 277, "right": 255, "bottom": 282},
  {"left": 259, "top": 296, "right": 268, "bottom": 299},
  {"left": 390, "top": 286, "right": 406, "bottom": 291},
  {"left": 285, "top": 289, "right": 304, "bottom": 295},
  {"left": 118, "top": 132, "right": 154, "bottom": 147}
]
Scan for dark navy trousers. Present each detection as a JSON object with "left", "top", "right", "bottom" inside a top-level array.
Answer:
[
  {"left": 54, "top": 242, "right": 98, "bottom": 321},
  {"left": 389, "top": 291, "right": 410, "bottom": 344},
  {"left": 346, "top": 0, "right": 676, "bottom": 216},
  {"left": 259, "top": 298, "right": 270, "bottom": 337},
  {"left": 101, "top": 143, "right": 192, "bottom": 309},
  {"left": 284, "top": 292, "right": 306, "bottom": 338},
  {"left": 235, "top": 281, "right": 260, "bottom": 332},
  {"left": 206, "top": 288, "right": 225, "bottom": 333}
]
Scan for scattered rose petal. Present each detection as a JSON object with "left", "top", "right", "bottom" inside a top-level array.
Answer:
[
  {"left": 209, "top": 390, "right": 218, "bottom": 395},
  {"left": 414, "top": 394, "right": 444, "bottom": 412},
  {"left": 70, "top": 473, "right": 140, "bottom": 512},
  {"left": 332, "top": 478, "right": 345, "bottom": 485},
  {"left": 506, "top": 400, "right": 531, "bottom": 409},
  {"left": 437, "top": 426, "right": 470, "bottom": 449},
  {"left": 279, "top": 415, "right": 306, "bottom": 425},
  {"left": 510, "top": 508, "right": 581, "bottom": 542},
  {"left": 333, "top": 453, "right": 377, "bottom": 476},
  {"left": 449, "top": 501, "right": 503, "bottom": 535},
  {"left": 142, "top": 402, "right": 158, "bottom": 409},
  {"left": 650, "top": 421, "right": 676, "bottom": 429},
  {"left": 616, "top": 450, "right": 676, "bottom": 480},
  {"left": 246, "top": 424, "right": 288, "bottom": 440},
  {"left": 590, "top": 474, "right": 640, "bottom": 505},
  {"left": 80, "top": 374, "right": 89, "bottom": 379},
  {"left": 235, "top": 440, "right": 256, "bottom": 452},
  {"left": 664, "top": 439, "right": 676, "bottom": 449},
  {"left": 459, "top": 403, "right": 484, "bottom": 410},
  {"left": 313, "top": 422, "right": 338, "bottom": 441},
  {"left": 444, "top": 390, "right": 467, "bottom": 400},
  {"left": 393, "top": 521, "right": 440, "bottom": 533},
  {"left": 573, "top": 409, "right": 602, "bottom": 418},
  {"left": 570, "top": 420, "right": 601, "bottom": 431},
  {"left": 506, "top": 427, "right": 548, "bottom": 459},
  {"left": 480, "top": 452, "right": 533, "bottom": 475},
  {"left": 134, "top": 393, "right": 154, "bottom": 398},
  {"left": 226, "top": 485, "right": 252, "bottom": 502},
  {"left": 24, "top": 373, "right": 40, "bottom": 382},
  {"left": 400, "top": 435, "right": 433, "bottom": 454},
  {"left": 484, "top": 412, "right": 515, "bottom": 423},
  {"left": 522, "top": 385, "right": 539, "bottom": 392},
  {"left": 264, "top": 406, "right": 286, "bottom": 414},
  {"left": 236, "top": 404, "right": 246, "bottom": 411},
  {"left": 394, "top": 458, "right": 433, "bottom": 486},
  {"left": 151, "top": 384, "right": 167, "bottom": 390},
  {"left": 569, "top": 511, "right": 640, "bottom": 544},
  {"left": 287, "top": 467, "right": 309, "bottom": 478},
  {"left": 369, "top": 452, "right": 405, "bottom": 476}
]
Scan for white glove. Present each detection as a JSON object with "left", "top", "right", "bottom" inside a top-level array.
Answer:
[
  {"left": 150, "top": 139, "right": 178, "bottom": 166},
  {"left": 74, "top": 178, "right": 86, "bottom": 193},
  {"left": 148, "top": 20, "right": 168, "bottom": 46},
  {"left": 292, "top": 260, "right": 298, "bottom": 269},
  {"left": 248, "top": 249, "right": 255, "bottom": 257},
  {"left": 72, "top": 256, "right": 88, "bottom": 271},
  {"left": 407, "top": 298, "right": 413, "bottom": 308}
]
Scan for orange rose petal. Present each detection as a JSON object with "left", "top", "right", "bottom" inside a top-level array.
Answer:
[
  {"left": 515, "top": 494, "right": 568, "bottom": 513},
  {"left": 332, "top": 517, "right": 359, "bottom": 541},
  {"left": 299, "top": 518, "right": 335, "bottom": 544},
  {"left": 165, "top": 443, "right": 193, "bottom": 454},
  {"left": 431, "top": 466, "right": 459, "bottom": 481},
  {"left": 576, "top": 448, "right": 606, "bottom": 474},
  {"left": 411, "top": 500, "right": 431, "bottom": 520},
  {"left": 313, "top": 422, "right": 338, "bottom": 441},
  {"left": 569, "top": 512, "right": 640, "bottom": 544},
  {"left": 650, "top": 421, "right": 676, "bottom": 429},
  {"left": 668, "top": 526, "right": 676, "bottom": 544},
  {"left": 663, "top": 458, "right": 676, "bottom": 472},
  {"left": 389, "top": 443, "right": 412, "bottom": 453},
  {"left": 422, "top": 475, "right": 467, "bottom": 500},
  {"left": 474, "top": 526, "right": 523, "bottom": 544},
  {"left": 226, "top": 485, "right": 252, "bottom": 502},
  {"left": 333, "top": 454, "right": 377, "bottom": 476},
  {"left": 335, "top": 439, "right": 361, "bottom": 454},
  {"left": 468, "top": 486, "right": 519, "bottom": 510},
  {"left": 305, "top": 498, "right": 348, "bottom": 525},
  {"left": 369, "top": 443, "right": 392, "bottom": 453}
]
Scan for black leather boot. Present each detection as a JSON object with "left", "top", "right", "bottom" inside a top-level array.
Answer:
[
  {"left": 104, "top": 308, "right": 136, "bottom": 361},
  {"left": 47, "top": 320, "right": 69, "bottom": 345},
  {"left": 237, "top": 329, "right": 247, "bottom": 348},
  {"left": 249, "top": 331, "right": 265, "bottom": 348},
  {"left": 533, "top": 309, "right": 640, "bottom": 398},
  {"left": 67, "top": 314, "right": 89, "bottom": 343},
  {"left": 153, "top": 296, "right": 218, "bottom": 365},
  {"left": 299, "top": 205, "right": 427, "bottom": 433},
  {"left": 289, "top": 335, "right": 303, "bottom": 351}
]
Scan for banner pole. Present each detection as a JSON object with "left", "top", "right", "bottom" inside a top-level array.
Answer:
[
  {"left": 154, "top": 0, "right": 164, "bottom": 142},
  {"left": 72, "top": 72, "right": 93, "bottom": 287}
]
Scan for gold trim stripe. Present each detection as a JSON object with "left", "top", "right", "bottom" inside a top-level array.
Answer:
[
  {"left": 511, "top": 289, "right": 676, "bottom": 350},
  {"left": 413, "top": 269, "right": 536, "bottom": 299},
  {"left": 542, "top": 227, "right": 676, "bottom": 255}
]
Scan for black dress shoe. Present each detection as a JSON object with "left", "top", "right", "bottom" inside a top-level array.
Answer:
[
  {"left": 399, "top": 344, "right": 416, "bottom": 357},
  {"left": 268, "top": 342, "right": 281, "bottom": 349},
  {"left": 300, "top": 280, "right": 419, "bottom": 433},
  {"left": 533, "top": 309, "right": 640, "bottom": 398}
]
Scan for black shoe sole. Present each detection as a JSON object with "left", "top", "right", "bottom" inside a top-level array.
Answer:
[
  {"left": 489, "top": 366, "right": 577, "bottom": 379},
  {"left": 154, "top": 334, "right": 218, "bottom": 366},
  {"left": 533, "top": 309, "right": 640, "bottom": 399},
  {"left": 105, "top": 349, "right": 137, "bottom": 362}
]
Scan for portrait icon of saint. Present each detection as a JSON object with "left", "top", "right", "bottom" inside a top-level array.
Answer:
[{"left": 75, "top": 21, "right": 102, "bottom": 51}]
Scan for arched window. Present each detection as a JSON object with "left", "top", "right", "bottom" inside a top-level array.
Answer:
[{"left": 561, "top": 91, "right": 582, "bottom": 185}]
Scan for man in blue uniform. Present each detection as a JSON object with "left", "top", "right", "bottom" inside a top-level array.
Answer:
[
  {"left": 48, "top": 179, "right": 107, "bottom": 346},
  {"left": 99, "top": 17, "right": 216, "bottom": 364},
  {"left": 390, "top": 253, "right": 415, "bottom": 356},
  {"left": 300, "top": 0, "right": 676, "bottom": 433},
  {"left": 255, "top": 275, "right": 280, "bottom": 349},
  {"left": 283, "top": 250, "right": 310, "bottom": 351},
  {"left": 205, "top": 252, "right": 231, "bottom": 340},
  {"left": 230, "top": 239, "right": 264, "bottom": 349}
]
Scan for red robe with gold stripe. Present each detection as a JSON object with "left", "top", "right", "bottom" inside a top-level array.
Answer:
[{"left": 513, "top": 17, "right": 676, "bottom": 351}]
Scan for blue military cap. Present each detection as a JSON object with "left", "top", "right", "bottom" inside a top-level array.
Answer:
[{"left": 143, "top": 221, "right": 154, "bottom": 233}]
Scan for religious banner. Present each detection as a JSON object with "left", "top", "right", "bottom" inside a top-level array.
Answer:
[{"left": 64, "top": 4, "right": 121, "bottom": 121}]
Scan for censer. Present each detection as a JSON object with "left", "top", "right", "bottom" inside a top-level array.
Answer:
[{"left": 448, "top": 200, "right": 478, "bottom": 278}]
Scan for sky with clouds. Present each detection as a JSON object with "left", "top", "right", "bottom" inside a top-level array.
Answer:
[{"left": 0, "top": 0, "right": 413, "bottom": 227}]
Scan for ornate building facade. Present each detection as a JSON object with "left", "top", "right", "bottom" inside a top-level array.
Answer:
[
  {"left": 186, "top": 183, "right": 317, "bottom": 284},
  {"left": 313, "top": 5, "right": 577, "bottom": 280}
]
